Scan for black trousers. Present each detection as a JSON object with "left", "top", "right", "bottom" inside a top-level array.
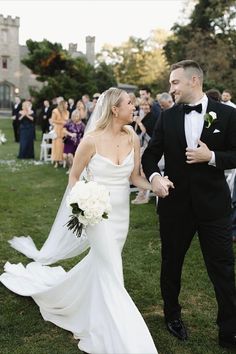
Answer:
[
  {"left": 12, "top": 120, "right": 19, "bottom": 142},
  {"left": 159, "top": 212, "right": 236, "bottom": 334}
]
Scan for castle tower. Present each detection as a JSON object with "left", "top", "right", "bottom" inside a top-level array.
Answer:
[
  {"left": 86, "top": 36, "right": 95, "bottom": 66},
  {"left": 0, "top": 15, "right": 20, "bottom": 109},
  {"left": 68, "top": 43, "right": 78, "bottom": 55}
]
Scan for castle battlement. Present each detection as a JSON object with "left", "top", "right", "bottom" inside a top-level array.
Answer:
[
  {"left": 86, "top": 36, "right": 95, "bottom": 43},
  {"left": 0, "top": 14, "right": 20, "bottom": 27},
  {"left": 68, "top": 43, "right": 78, "bottom": 53}
]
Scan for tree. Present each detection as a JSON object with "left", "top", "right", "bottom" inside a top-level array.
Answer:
[
  {"left": 94, "top": 62, "right": 117, "bottom": 93},
  {"left": 22, "top": 39, "right": 117, "bottom": 106},
  {"left": 97, "top": 31, "right": 170, "bottom": 94},
  {"left": 164, "top": 0, "right": 236, "bottom": 96},
  {"left": 22, "top": 39, "right": 70, "bottom": 81}
]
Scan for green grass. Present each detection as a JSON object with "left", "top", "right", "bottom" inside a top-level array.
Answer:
[{"left": 0, "top": 118, "right": 235, "bottom": 354}]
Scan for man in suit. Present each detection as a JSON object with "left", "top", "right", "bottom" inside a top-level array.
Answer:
[
  {"left": 67, "top": 98, "right": 76, "bottom": 119},
  {"left": 142, "top": 60, "right": 236, "bottom": 348},
  {"left": 40, "top": 100, "right": 51, "bottom": 134},
  {"left": 12, "top": 96, "right": 22, "bottom": 142},
  {"left": 139, "top": 86, "right": 161, "bottom": 120}
]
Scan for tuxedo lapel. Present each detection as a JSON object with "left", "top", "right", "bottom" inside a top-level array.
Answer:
[{"left": 174, "top": 105, "right": 187, "bottom": 149}]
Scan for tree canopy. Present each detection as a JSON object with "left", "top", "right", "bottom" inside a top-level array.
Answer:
[
  {"left": 97, "top": 29, "right": 170, "bottom": 94},
  {"left": 22, "top": 39, "right": 117, "bottom": 105},
  {"left": 164, "top": 0, "right": 236, "bottom": 95}
]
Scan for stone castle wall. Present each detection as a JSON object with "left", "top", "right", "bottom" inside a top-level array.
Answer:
[{"left": 0, "top": 14, "right": 95, "bottom": 109}]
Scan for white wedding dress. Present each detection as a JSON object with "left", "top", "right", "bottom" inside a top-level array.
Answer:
[{"left": 0, "top": 149, "right": 158, "bottom": 354}]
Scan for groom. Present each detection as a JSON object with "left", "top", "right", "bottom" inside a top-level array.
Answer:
[{"left": 142, "top": 60, "right": 236, "bottom": 348}]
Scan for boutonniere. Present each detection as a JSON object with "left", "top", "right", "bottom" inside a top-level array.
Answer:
[{"left": 204, "top": 111, "right": 217, "bottom": 128}]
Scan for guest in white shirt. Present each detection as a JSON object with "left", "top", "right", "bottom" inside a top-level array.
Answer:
[{"left": 221, "top": 89, "right": 236, "bottom": 108}]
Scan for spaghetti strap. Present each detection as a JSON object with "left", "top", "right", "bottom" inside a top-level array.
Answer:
[{"left": 125, "top": 124, "right": 135, "bottom": 147}]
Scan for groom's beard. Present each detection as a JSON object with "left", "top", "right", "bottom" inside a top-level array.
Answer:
[{"left": 172, "top": 93, "right": 192, "bottom": 105}]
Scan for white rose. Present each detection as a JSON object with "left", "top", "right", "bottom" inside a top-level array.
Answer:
[
  {"left": 105, "top": 203, "right": 112, "bottom": 213},
  {"left": 78, "top": 185, "right": 91, "bottom": 200},
  {"left": 78, "top": 214, "right": 89, "bottom": 226},
  {"left": 84, "top": 209, "right": 95, "bottom": 220},
  {"left": 209, "top": 111, "right": 217, "bottom": 120},
  {"left": 84, "top": 198, "right": 96, "bottom": 212},
  {"left": 78, "top": 200, "right": 88, "bottom": 211}
]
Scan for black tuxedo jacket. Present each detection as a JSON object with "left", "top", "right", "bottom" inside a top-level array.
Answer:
[
  {"left": 40, "top": 106, "right": 51, "bottom": 120},
  {"left": 67, "top": 104, "right": 76, "bottom": 118},
  {"left": 136, "top": 111, "right": 158, "bottom": 138},
  {"left": 12, "top": 103, "right": 22, "bottom": 120},
  {"left": 142, "top": 98, "right": 236, "bottom": 221}
]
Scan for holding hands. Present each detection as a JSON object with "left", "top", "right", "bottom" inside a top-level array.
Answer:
[
  {"left": 151, "top": 175, "right": 174, "bottom": 198},
  {"left": 151, "top": 140, "right": 212, "bottom": 198}
]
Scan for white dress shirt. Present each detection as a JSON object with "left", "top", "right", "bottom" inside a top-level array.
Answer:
[
  {"left": 149, "top": 94, "right": 215, "bottom": 183},
  {"left": 221, "top": 100, "right": 236, "bottom": 109},
  {"left": 185, "top": 94, "right": 208, "bottom": 148}
]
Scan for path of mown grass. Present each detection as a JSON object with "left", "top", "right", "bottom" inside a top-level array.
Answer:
[{"left": 0, "top": 118, "right": 235, "bottom": 353}]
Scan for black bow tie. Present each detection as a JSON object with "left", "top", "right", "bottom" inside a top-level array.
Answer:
[{"left": 183, "top": 103, "right": 202, "bottom": 114}]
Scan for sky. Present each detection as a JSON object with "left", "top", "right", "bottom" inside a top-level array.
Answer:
[{"left": 0, "top": 0, "right": 186, "bottom": 53}]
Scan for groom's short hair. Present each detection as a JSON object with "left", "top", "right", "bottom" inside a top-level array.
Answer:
[{"left": 170, "top": 60, "right": 204, "bottom": 84}]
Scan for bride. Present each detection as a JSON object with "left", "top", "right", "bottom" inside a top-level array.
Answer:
[{"left": 0, "top": 88, "right": 158, "bottom": 354}]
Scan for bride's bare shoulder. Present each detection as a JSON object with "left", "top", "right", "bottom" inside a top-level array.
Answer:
[
  {"left": 78, "top": 133, "right": 95, "bottom": 151},
  {"left": 83, "top": 131, "right": 101, "bottom": 143},
  {"left": 80, "top": 131, "right": 103, "bottom": 152}
]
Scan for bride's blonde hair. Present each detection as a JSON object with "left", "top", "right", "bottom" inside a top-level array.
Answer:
[{"left": 94, "top": 87, "right": 132, "bottom": 138}]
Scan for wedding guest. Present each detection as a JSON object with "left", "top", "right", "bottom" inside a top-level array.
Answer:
[
  {"left": 139, "top": 86, "right": 161, "bottom": 120},
  {"left": 129, "top": 92, "right": 140, "bottom": 131},
  {"left": 11, "top": 96, "right": 22, "bottom": 142},
  {"left": 132, "top": 98, "right": 157, "bottom": 204},
  {"left": 67, "top": 98, "right": 76, "bottom": 119},
  {"left": 128, "top": 92, "right": 140, "bottom": 111},
  {"left": 18, "top": 100, "right": 35, "bottom": 159},
  {"left": 51, "top": 100, "right": 69, "bottom": 168},
  {"left": 62, "top": 110, "right": 85, "bottom": 173},
  {"left": 89, "top": 93, "right": 101, "bottom": 115},
  {"left": 158, "top": 92, "right": 174, "bottom": 110},
  {"left": 142, "top": 60, "right": 236, "bottom": 348},
  {"left": 40, "top": 100, "right": 51, "bottom": 134},
  {"left": 206, "top": 88, "right": 221, "bottom": 102},
  {"left": 221, "top": 89, "right": 236, "bottom": 108},
  {"left": 72, "top": 100, "right": 87, "bottom": 125},
  {"left": 82, "top": 94, "right": 93, "bottom": 120},
  {"left": 56, "top": 96, "right": 64, "bottom": 104}
]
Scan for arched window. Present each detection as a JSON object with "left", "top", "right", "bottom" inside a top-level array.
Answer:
[{"left": 0, "top": 82, "right": 11, "bottom": 109}]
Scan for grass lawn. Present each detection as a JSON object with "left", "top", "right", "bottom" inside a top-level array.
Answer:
[{"left": 0, "top": 118, "right": 235, "bottom": 354}]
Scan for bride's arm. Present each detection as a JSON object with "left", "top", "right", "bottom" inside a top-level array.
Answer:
[
  {"left": 130, "top": 134, "right": 151, "bottom": 190},
  {"left": 69, "top": 136, "right": 95, "bottom": 187}
]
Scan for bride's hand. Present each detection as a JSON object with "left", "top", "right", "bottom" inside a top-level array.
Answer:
[{"left": 151, "top": 175, "right": 174, "bottom": 198}]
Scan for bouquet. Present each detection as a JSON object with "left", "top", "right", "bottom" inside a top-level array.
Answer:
[
  {"left": 0, "top": 130, "right": 7, "bottom": 144},
  {"left": 66, "top": 180, "right": 112, "bottom": 237}
]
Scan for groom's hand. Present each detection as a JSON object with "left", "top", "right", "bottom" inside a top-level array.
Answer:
[
  {"left": 151, "top": 175, "right": 174, "bottom": 198},
  {"left": 185, "top": 140, "right": 212, "bottom": 164}
]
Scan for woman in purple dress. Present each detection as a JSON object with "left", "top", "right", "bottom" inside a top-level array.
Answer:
[{"left": 62, "top": 110, "right": 85, "bottom": 172}]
